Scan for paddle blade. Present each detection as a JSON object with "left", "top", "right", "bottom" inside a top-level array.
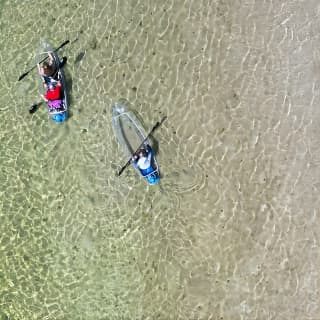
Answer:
[
  {"left": 118, "top": 161, "right": 131, "bottom": 176},
  {"left": 29, "top": 103, "right": 38, "bottom": 114},
  {"left": 159, "top": 115, "right": 167, "bottom": 126},
  {"left": 146, "top": 116, "right": 167, "bottom": 137},
  {"left": 18, "top": 72, "right": 28, "bottom": 81},
  {"left": 57, "top": 40, "right": 70, "bottom": 50}
]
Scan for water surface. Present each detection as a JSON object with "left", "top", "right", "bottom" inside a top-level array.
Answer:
[{"left": 0, "top": 0, "right": 319, "bottom": 319}]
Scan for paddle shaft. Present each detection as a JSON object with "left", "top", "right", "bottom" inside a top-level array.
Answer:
[
  {"left": 18, "top": 40, "right": 70, "bottom": 81},
  {"left": 117, "top": 116, "right": 167, "bottom": 176}
]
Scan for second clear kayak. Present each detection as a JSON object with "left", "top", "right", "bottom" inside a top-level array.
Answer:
[{"left": 112, "top": 102, "right": 160, "bottom": 185}]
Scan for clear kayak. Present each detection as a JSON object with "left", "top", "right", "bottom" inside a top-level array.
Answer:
[
  {"left": 35, "top": 40, "right": 68, "bottom": 123},
  {"left": 112, "top": 102, "right": 160, "bottom": 185}
]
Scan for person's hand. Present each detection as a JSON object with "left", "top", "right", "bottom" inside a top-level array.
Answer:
[{"left": 37, "top": 64, "right": 43, "bottom": 75}]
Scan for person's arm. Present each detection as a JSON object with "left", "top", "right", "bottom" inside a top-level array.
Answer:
[
  {"left": 131, "top": 155, "right": 139, "bottom": 168},
  {"left": 37, "top": 63, "right": 43, "bottom": 75},
  {"left": 41, "top": 94, "right": 48, "bottom": 102}
]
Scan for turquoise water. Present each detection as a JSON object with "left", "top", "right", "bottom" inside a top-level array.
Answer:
[{"left": 1, "top": 0, "right": 320, "bottom": 319}]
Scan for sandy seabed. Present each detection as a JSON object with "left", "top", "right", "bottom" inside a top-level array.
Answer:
[{"left": 0, "top": 0, "right": 319, "bottom": 319}]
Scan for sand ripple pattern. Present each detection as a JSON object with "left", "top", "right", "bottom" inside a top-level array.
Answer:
[{"left": 1, "top": 0, "right": 320, "bottom": 319}]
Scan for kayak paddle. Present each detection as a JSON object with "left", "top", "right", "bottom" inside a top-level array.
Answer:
[
  {"left": 118, "top": 116, "right": 167, "bottom": 176},
  {"left": 29, "top": 102, "right": 42, "bottom": 114},
  {"left": 18, "top": 40, "right": 70, "bottom": 81}
]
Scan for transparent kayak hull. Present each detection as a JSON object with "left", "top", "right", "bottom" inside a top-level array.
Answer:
[{"left": 112, "top": 103, "right": 160, "bottom": 185}]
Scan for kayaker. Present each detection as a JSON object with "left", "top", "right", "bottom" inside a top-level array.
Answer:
[
  {"left": 44, "top": 81, "right": 62, "bottom": 102},
  {"left": 37, "top": 52, "right": 56, "bottom": 84},
  {"left": 132, "top": 145, "right": 153, "bottom": 172}
]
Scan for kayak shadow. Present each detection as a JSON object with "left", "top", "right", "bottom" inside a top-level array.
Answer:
[
  {"left": 63, "top": 64, "right": 74, "bottom": 119},
  {"left": 149, "top": 136, "right": 165, "bottom": 179},
  {"left": 149, "top": 135, "right": 159, "bottom": 154}
]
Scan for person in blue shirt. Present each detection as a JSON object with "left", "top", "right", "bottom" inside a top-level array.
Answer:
[{"left": 132, "top": 144, "right": 153, "bottom": 174}]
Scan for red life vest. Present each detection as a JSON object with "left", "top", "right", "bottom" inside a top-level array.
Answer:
[{"left": 45, "top": 85, "right": 61, "bottom": 101}]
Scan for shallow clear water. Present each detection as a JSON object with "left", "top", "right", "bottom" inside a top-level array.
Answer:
[{"left": 0, "top": 0, "right": 320, "bottom": 319}]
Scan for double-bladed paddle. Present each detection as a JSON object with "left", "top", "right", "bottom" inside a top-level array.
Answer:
[
  {"left": 18, "top": 40, "right": 70, "bottom": 81},
  {"left": 118, "top": 116, "right": 167, "bottom": 176}
]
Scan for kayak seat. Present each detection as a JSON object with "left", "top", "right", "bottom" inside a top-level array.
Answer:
[
  {"left": 140, "top": 166, "right": 159, "bottom": 185},
  {"left": 140, "top": 166, "right": 156, "bottom": 176},
  {"left": 48, "top": 99, "right": 64, "bottom": 112}
]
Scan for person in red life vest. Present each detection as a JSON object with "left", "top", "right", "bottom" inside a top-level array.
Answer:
[{"left": 44, "top": 81, "right": 62, "bottom": 102}]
